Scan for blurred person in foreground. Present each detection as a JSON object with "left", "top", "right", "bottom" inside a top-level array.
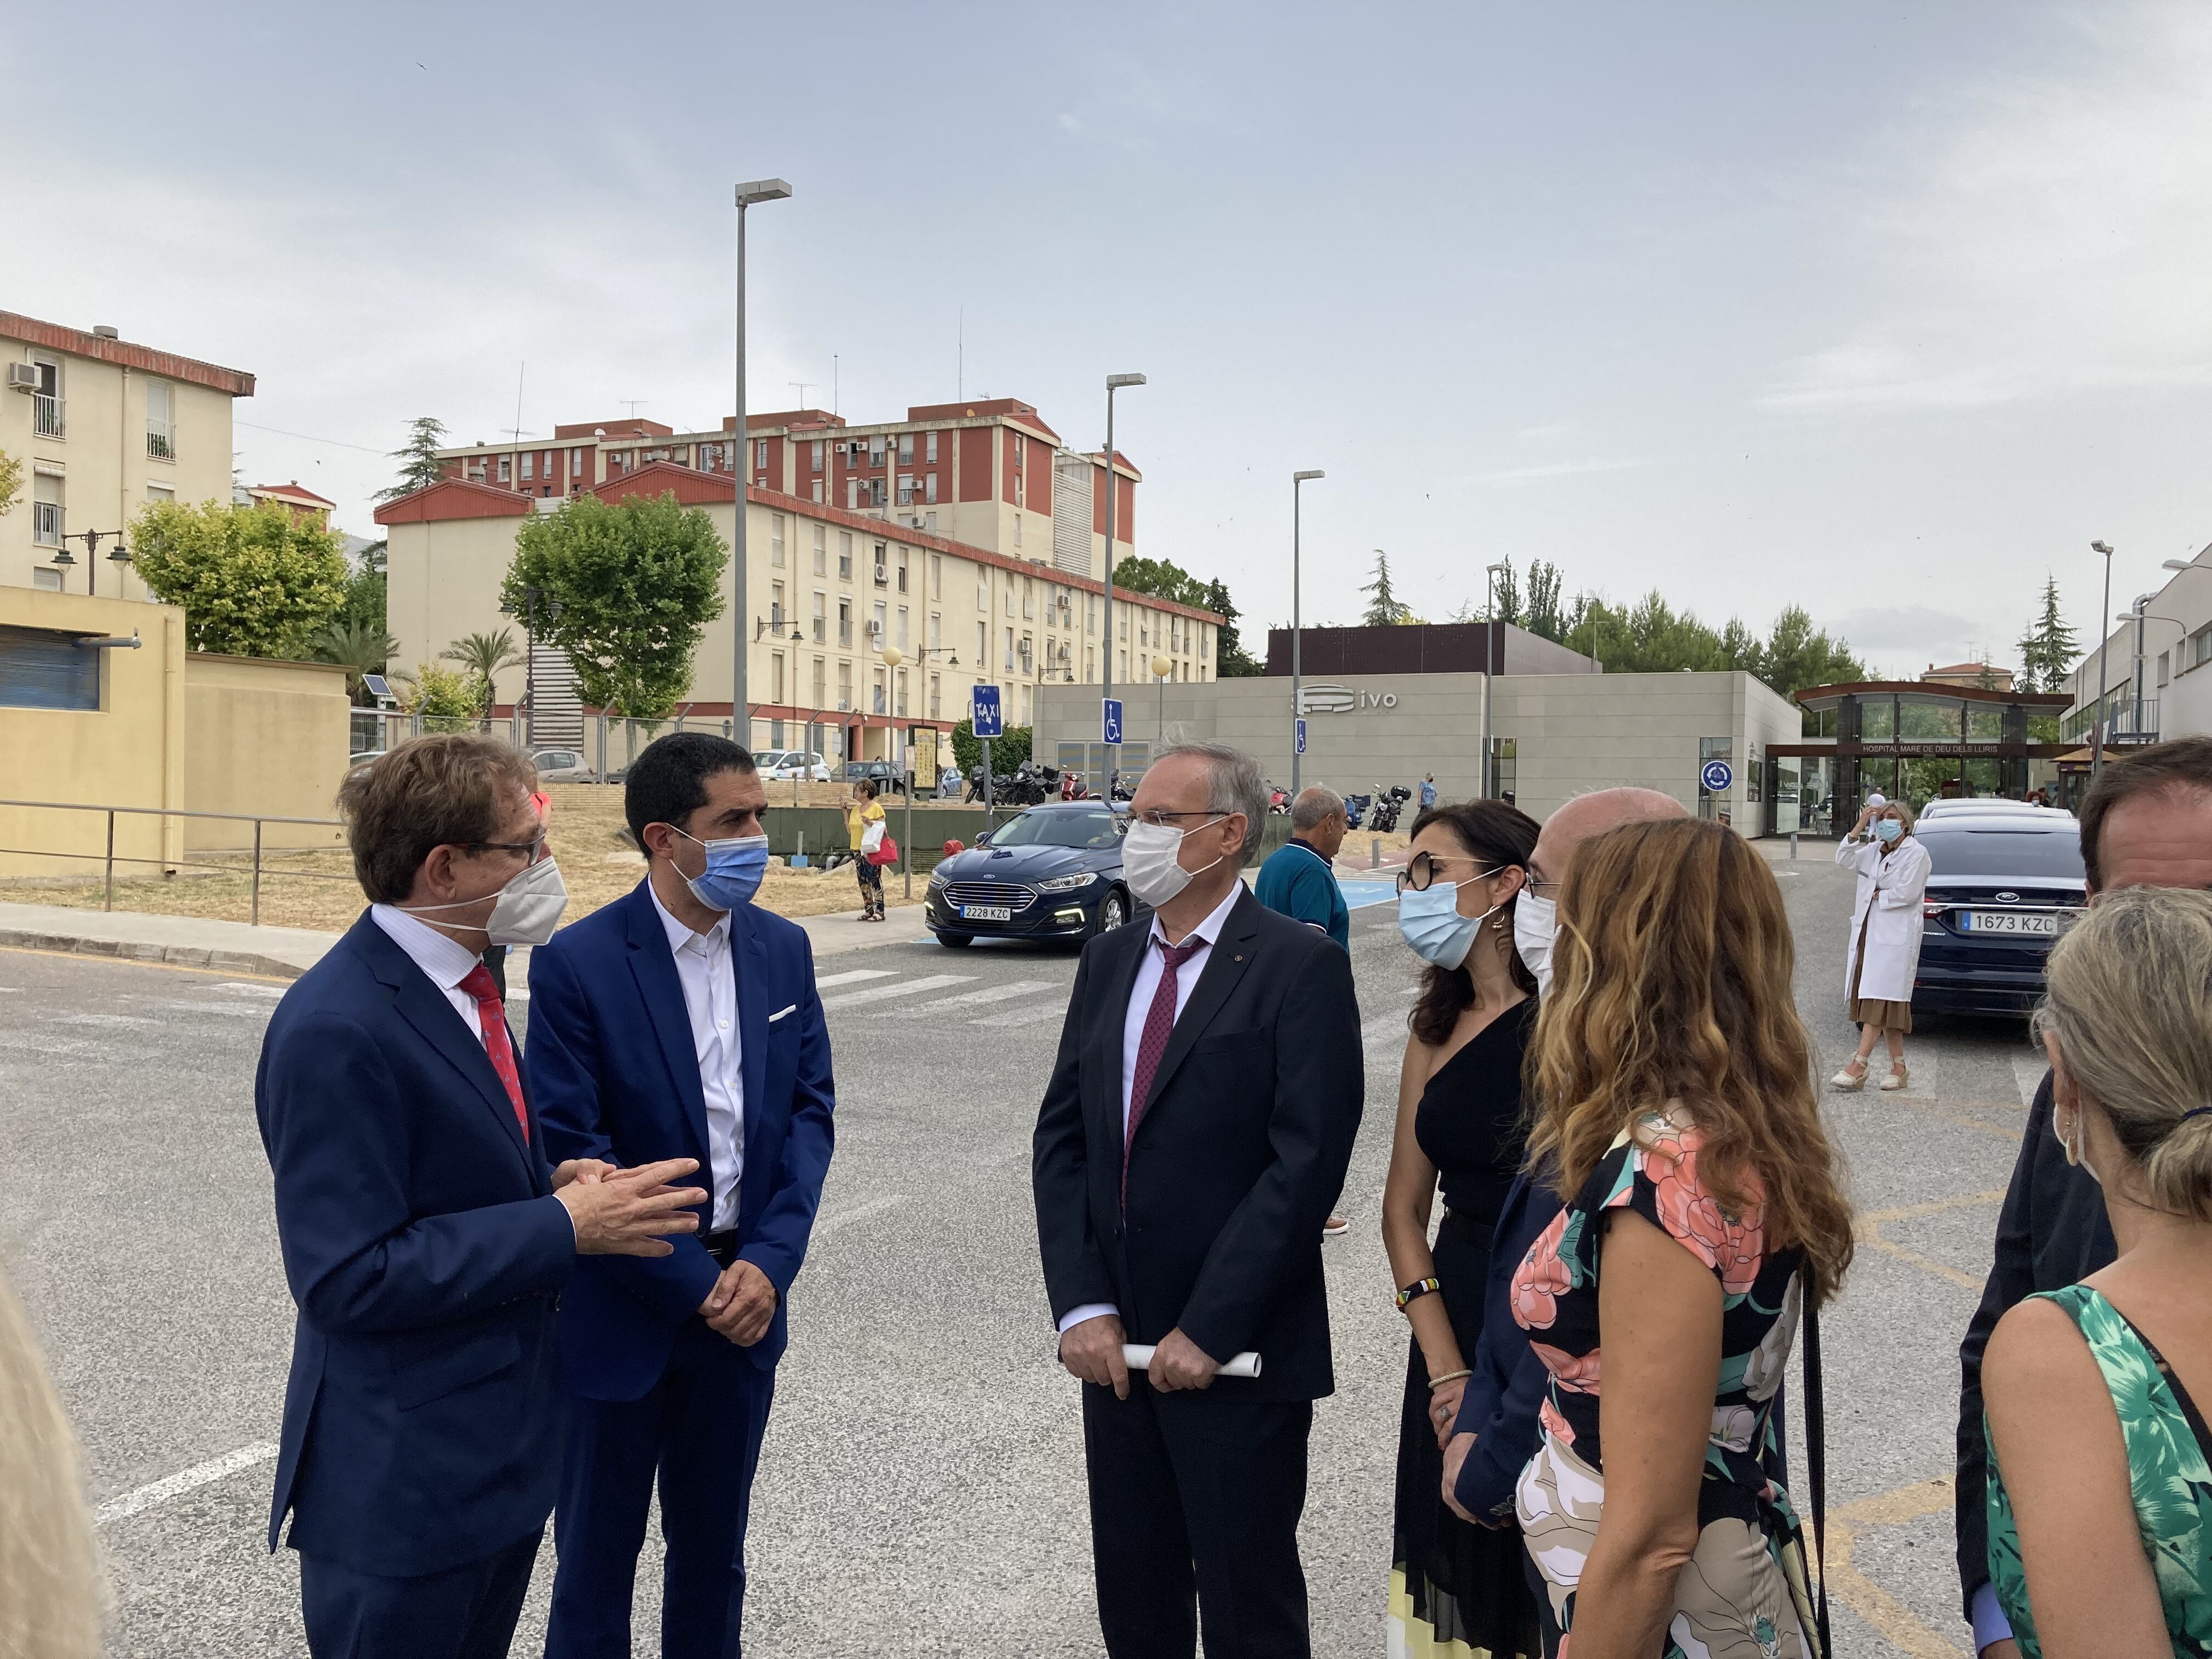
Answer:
[
  {"left": 1831, "top": 795, "right": 1931, "bottom": 1093},
  {"left": 257, "top": 733, "right": 706, "bottom": 1659},
  {"left": 1380, "top": 796, "right": 1543, "bottom": 1658},
  {"left": 1440, "top": 788, "right": 1689, "bottom": 1521},
  {"left": 0, "top": 1261, "right": 102, "bottom": 1659},
  {"left": 1982, "top": 886, "right": 2212, "bottom": 1657},
  {"left": 1956, "top": 736, "right": 2212, "bottom": 1659},
  {"left": 528, "top": 732, "right": 835, "bottom": 1659},
  {"left": 1032, "top": 742, "right": 1363, "bottom": 1658},
  {"left": 1513, "top": 817, "right": 1853, "bottom": 1658}
]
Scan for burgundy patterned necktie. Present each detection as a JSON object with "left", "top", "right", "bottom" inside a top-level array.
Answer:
[{"left": 1123, "top": 935, "right": 1206, "bottom": 1206}]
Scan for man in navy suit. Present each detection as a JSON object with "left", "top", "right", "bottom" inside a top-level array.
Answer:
[
  {"left": 257, "top": 733, "right": 708, "bottom": 1659},
  {"left": 527, "top": 731, "right": 837, "bottom": 1659}
]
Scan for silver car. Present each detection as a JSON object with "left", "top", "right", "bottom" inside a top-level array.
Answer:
[{"left": 763, "top": 749, "right": 832, "bottom": 783}]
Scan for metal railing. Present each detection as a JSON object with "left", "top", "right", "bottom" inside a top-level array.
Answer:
[
  {"left": 0, "top": 798, "right": 348, "bottom": 925},
  {"left": 33, "top": 394, "right": 64, "bottom": 437},
  {"left": 146, "top": 426, "right": 174, "bottom": 461}
]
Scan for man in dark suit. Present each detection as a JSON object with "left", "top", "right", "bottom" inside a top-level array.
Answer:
[
  {"left": 526, "top": 732, "right": 836, "bottom": 1659},
  {"left": 1956, "top": 736, "right": 2212, "bottom": 1658},
  {"left": 257, "top": 733, "right": 706, "bottom": 1659},
  {"left": 1033, "top": 741, "right": 1364, "bottom": 1659}
]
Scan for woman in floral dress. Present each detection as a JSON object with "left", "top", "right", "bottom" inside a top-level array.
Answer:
[
  {"left": 1508, "top": 819, "right": 1855, "bottom": 1658},
  {"left": 1983, "top": 886, "right": 2212, "bottom": 1657}
]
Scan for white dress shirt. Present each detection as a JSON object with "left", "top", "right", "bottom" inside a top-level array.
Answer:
[
  {"left": 1058, "top": 878, "right": 1245, "bottom": 1336},
  {"left": 649, "top": 882, "right": 746, "bottom": 1232},
  {"left": 371, "top": 904, "right": 492, "bottom": 1039}
]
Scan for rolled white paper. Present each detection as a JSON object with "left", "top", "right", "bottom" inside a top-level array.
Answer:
[{"left": 1121, "top": 1344, "right": 1263, "bottom": 1379}]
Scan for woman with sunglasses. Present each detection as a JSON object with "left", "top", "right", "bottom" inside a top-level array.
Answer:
[{"left": 1383, "top": 797, "right": 1545, "bottom": 1659}]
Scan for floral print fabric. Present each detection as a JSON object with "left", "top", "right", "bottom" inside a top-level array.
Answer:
[
  {"left": 1985, "top": 1284, "right": 2212, "bottom": 1658},
  {"left": 1510, "top": 1107, "right": 1817, "bottom": 1658}
]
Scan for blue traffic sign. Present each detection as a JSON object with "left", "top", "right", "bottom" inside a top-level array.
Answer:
[
  {"left": 972, "top": 685, "right": 1003, "bottom": 738},
  {"left": 1701, "top": 759, "right": 1734, "bottom": 794},
  {"left": 1102, "top": 697, "right": 1124, "bottom": 745},
  {"left": 1294, "top": 718, "right": 1307, "bottom": 756}
]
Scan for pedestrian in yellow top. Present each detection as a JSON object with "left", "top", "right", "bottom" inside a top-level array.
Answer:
[{"left": 845, "top": 781, "right": 888, "bottom": 922}]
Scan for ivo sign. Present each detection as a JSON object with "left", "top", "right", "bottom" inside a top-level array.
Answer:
[{"left": 1298, "top": 683, "right": 1398, "bottom": 715}]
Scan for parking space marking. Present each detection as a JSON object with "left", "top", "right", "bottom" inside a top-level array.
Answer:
[
  {"left": 1826, "top": 1476, "right": 1965, "bottom": 1658},
  {"left": 820, "top": 974, "right": 977, "bottom": 1011},
  {"left": 1883, "top": 1096, "right": 2024, "bottom": 1145},
  {"left": 94, "top": 1442, "right": 278, "bottom": 1527},
  {"left": 885, "top": 980, "right": 1056, "bottom": 1019},
  {"left": 1854, "top": 1189, "right": 2006, "bottom": 1295}
]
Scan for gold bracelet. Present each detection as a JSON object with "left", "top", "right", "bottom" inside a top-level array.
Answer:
[{"left": 1428, "top": 1368, "right": 1472, "bottom": 1390}]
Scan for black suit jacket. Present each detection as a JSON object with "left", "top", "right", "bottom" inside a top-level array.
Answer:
[
  {"left": 1032, "top": 885, "right": 1364, "bottom": 1402},
  {"left": 1954, "top": 1070, "right": 2117, "bottom": 1617}
]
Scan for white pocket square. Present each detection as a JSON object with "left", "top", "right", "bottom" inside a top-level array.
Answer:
[{"left": 769, "top": 1003, "right": 798, "bottom": 1023}]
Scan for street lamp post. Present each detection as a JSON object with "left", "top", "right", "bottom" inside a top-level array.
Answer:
[
  {"left": 1151, "top": 653, "right": 1173, "bottom": 753},
  {"left": 732, "top": 178, "right": 793, "bottom": 751},
  {"left": 2090, "top": 540, "right": 2114, "bottom": 776},
  {"left": 1102, "top": 374, "right": 1144, "bottom": 791},
  {"left": 1480, "top": 561, "right": 1508, "bottom": 798},
  {"left": 50, "top": 529, "right": 129, "bottom": 596},
  {"left": 1290, "top": 470, "right": 1324, "bottom": 795}
]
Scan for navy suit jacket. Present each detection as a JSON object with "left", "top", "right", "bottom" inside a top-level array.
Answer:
[
  {"left": 256, "top": 911, "right": 577, "bottom": 1578},
  {"left": 526, "top": 881, "right": 835, "bottom": 1401},
  {"left": 1451, "top": 1167, "right": 1560, "bottom": 1521}
]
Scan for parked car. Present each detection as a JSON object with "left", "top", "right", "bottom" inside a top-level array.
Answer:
[
  {"left": 1911, "top": 814, "right": 2086, "bottom": 1019},
  {"left": 530, "top": 748, "right": 597, "bottom": 783},
  {"left": 1917, "top": 798, "right": 2058, "bottom": 822},
  {"left": 842, "top": 759, "right": 909, "bottom": 794},
  {"left": 764, "top": 749, "right": 833, "bottom": 782},
  {"left": 925, "top": 802, "right": 1138, "bottom": 947}
]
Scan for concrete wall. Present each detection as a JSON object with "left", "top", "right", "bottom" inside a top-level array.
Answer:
[
  {"left": 182, "top": 653, "right": 351, "bottom": 850},
  {"left": 0, "top": 587, "right": 187, "bottom": 879}
]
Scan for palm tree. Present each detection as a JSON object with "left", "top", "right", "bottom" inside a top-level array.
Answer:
[
  {"left": 311, "top": 616, "right": 400, "bottom": 705},
  {"left": 442, "top": 628, "right": 527, "bottom": 715}
]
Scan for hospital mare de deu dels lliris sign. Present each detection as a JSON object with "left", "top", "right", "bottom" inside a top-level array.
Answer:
[{"left": 1297, "top": 684, "right": 1398, "bottom": 715}]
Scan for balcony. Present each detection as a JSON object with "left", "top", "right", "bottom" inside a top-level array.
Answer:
[
  {"left": 33, "top": 394, "right": 63, "bottom": 438},
  {"left": 146, "top": 426, "right": 174, "bottom": 461}
]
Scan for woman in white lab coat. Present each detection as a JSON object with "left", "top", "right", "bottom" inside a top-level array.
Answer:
[{"left": 1832, "top": 797, "right": 1933, "bottom": 1091}]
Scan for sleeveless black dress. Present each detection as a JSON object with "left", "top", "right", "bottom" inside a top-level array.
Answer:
[{"left": 1389, "top": 998, "right": 1540, "bottom": 1658}]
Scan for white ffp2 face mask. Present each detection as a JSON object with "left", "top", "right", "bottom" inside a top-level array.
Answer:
[
  {"left": 401, "top": 855, "right": 569, "bottom": 947},
  {"left": 1121, "top": 817, "right": 1224, "bottom": 909},
  {"left": 1513, "top": 889, "right": 1559, "bottom": 996}
]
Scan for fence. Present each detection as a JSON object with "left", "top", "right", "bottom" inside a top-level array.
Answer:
[{"left": 0, "top": 798, "right": 349, "bottom": 925}]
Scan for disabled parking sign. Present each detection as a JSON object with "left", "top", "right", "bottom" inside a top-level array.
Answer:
[
  {"left": 1102, "top": 698, "right": 1124, "bottom": 744},
  {"left": 1701, "top": 760, "right": 1734, "bottom": 794}
]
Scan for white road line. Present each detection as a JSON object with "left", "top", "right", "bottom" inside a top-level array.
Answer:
[
  {"left": 812, "top": 1192, "right": 909, "bottom": 1241},
  {"left": 157, "top": 1000, "right": 269, "bottom": 1020},
  {"left": 815, "top": 968, "right": 899, "bottom": 989},
  {"left": 212, "top": 983, "right": 286, "bottom": 1000},
  {"left": 94, "top": 1442, "right": 278, "bottom": 1527},
  {"left": 48, "top": 1012, "right": 165, "bottom": 1029},
  {"left": 819, "top": 973, "right": 977, "bottom": 1011},
  {"left": 885, "top": 979, "right": 1056, "bottom": 1019}
]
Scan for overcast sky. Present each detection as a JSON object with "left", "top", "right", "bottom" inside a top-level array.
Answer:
[{"left": 8, "top": 1, "right": 2209, "bottom": 674}]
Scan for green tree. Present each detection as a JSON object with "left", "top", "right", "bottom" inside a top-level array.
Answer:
[
  {"left": 1524, "top": 560, "right": 1566, "bottom": 641},
  {"left": 394, "top": 661, "right": 487, "bottom": 732},
  {"left": 311, "top": 616, "right": 400, "bottom": 705},
  {"left": 504, "top": 490, "right": 727, "bottom": 719},
  {"left": 0, "top": 447, "right": 21, "bottom": 519},
  {"left": 1361, "top": 550, "right": 1416, "bottom": 626},
  {"left": 341, "top": 558, "right": 386, "bottom": 636},
  {"left": 1758, "top": 605, "right": 1866, "bottom": 697},
  {"left": 1109, "top": 555, "right": 1209, "bottom": 608},
  {"left": 1203, "top": 578, "right": 1266, "bottom": 677},
  {"left": 1489, "top": 560, "right": 1523, "bottom": 627},
  {"left": 950, "top": 718, "right": 1031, "bottom": 776},
  {"left": 442, "top": 628, "right": 527, "bottom": 714},
  {"left": 377, "top": 417, "right": 452, "bottom": 504},
  {"left": 2016, "top": 576, "right": 2080, "bottom": 693},
  {"left": 130, "top": 498, "right": 349, "bottom": 657}
]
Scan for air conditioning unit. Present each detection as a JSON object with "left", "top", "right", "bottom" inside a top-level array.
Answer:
[{"left": 5, "top": 364, "right": 39, "bottom": 392}]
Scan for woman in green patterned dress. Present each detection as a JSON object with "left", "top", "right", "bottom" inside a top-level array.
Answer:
[{"left": 1984, "top": 885, "right": 2212, "bottom": 1658}]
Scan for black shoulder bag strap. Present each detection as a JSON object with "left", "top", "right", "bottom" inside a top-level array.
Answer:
[{"left": 1803, "top": 1291, "right": 1833, "bottom": 1659}]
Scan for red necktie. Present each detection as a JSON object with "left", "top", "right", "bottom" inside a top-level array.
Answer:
[
  {"left": 1123, "top": 936, "right": 1206, "bottom": 1207},
  {"left": 459, "top": 963, "right": 529, "bottom": 1138}
]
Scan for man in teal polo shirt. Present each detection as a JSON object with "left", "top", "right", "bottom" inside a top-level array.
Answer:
[{"left": 1255, "top": 784, "right": 1350, "bottom": 950}]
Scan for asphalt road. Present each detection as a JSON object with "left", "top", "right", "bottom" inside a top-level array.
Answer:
[{"left": 0, "top": 849, "right": 2026, "bottom": 1657}]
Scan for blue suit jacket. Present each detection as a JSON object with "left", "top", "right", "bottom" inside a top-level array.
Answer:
[
  {"left": 526, "top": 881, "right": 835, "bottom": 1401},
  {"left": 256, "top": 911, "right": 577, "bottom": 1578},
  {"left": 1451, "top": 1167, "right": 1561, "bottom": 1521}
]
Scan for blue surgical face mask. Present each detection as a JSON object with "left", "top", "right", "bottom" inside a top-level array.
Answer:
[
  {"left": 1397, "top": 881, "right": 1503, "bottom": 970},
  {"left": 1874, "top": 817, "right": 1903, "bottom": 844},
  {"left": 673, "top": 828, "right": 770, "bottom": 911}
]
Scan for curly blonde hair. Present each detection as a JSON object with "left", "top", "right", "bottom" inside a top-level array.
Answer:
[
  {"left": 0, "top": 1262, "right": 103, "bottom": 1657},
  {"left": 1526, "top": 817, "right": 1855, "bottom": 1303}
]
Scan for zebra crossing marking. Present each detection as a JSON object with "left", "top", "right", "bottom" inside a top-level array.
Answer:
[
  {"left": 815, "top": 968, "right": 899, "bottom": 990},
  {"left": 819, "top": 973, "right": 978, "bottom": 1011},
  {"left": 885, "top": 980, "right": 1056, "bottom": 1019}
]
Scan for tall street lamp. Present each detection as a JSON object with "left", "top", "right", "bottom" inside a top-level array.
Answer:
[
  {"left": 732, "top": 177, "right": 793, "bottom": 749},
  {"left": 1480, "top": 561, "right": 1508, "bottom": 798},
  {"left": 2090, "top": 540, "right": 2114, "bottom": 775},
  {"left": 1150, "top": 653, "right": 1174, "bottom": 751},
  {"left": 1101, "top": 374, "right": 1144, "bottom": 789},
  {"left": 1290, "top": 470, "right": 1324, "bottom": 795},
  {"left": 51, "top": 528, "right": 128, "bottom": 596}
]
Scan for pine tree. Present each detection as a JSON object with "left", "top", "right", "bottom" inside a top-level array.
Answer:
[
  {"left": 376, "top": 416, "right": 453, "bottom": 504},
  {"left": 2016, "top": 576, "right": 2080, "bottom": 693},
  {"left": 1360, "top": 550, "right": 1416, "bottom": 627}
]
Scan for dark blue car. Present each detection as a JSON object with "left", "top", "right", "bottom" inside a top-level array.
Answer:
[
  {"left": 926, "top": 802, "right": 1138, "bottom": 947},
  {"left": 1912, "top": 813, "right": 2085, "bottom": 1018}
]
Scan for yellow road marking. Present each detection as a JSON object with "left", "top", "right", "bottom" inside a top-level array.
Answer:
[
  {"left": 1882, "top": 1096, "right": 2024, "bottom": 1144},
  {"left": 1826, "top": 1477, "right": 1966, "bottom": 1657},
  {"left": 1853, "top": 1189, "right": 2006, "bottom": 1295}
]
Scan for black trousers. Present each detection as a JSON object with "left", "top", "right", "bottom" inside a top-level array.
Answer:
[
  {"left": 1081, "top": 1380, "right": 1314, "bottom": 1659},
  {"left": 298, "top": 1528, "right": 541, "bottom": 1659}
]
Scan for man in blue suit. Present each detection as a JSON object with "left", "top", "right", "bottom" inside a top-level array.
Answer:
[
  {"left": 527, "top": 731, "right": 837, "bottom": 1659},
  {"left": 257, "top": 733, "right": 708, "bottom": 1659}
]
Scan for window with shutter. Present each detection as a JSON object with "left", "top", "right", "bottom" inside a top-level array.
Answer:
[{"left": 0, "top": 627, "right": 100, "bottom": 710}]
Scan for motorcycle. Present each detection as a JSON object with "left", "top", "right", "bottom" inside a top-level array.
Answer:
[
  {"left": 1368, "top": 783, "right": 1414, "bottom": 835},
  {"left": 1342, "top": 792, "right": 1374, "bottom": 831},
  {"left": 1266, "top": 781, "right": 1290, "bottom": 815}
]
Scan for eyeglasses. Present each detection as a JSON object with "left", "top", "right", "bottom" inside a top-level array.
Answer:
[
  {"left": 1395, "top": 853, "right": 1506, "bottom": 894},
  {"left": 1132, "top": 809, "right": 1226, "bottom": 829},
  {"left": 467, "top": 831, "right": 548, "bottom": 863}
]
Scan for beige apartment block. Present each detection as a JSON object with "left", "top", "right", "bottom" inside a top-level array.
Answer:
[
  {"left": 0, "top": 311, "right": 253, "bottom": 597},
  {"left": 379, "top": 462, "right": 1217, "bottom": 763}
]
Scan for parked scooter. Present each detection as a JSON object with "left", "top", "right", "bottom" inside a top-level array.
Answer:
[
  {"left": 1342, "top": 792, "right": 1374, "bottom": 831},
  {"left": 1266, "top": 781, "right": 1291, "bottom": 815}
]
